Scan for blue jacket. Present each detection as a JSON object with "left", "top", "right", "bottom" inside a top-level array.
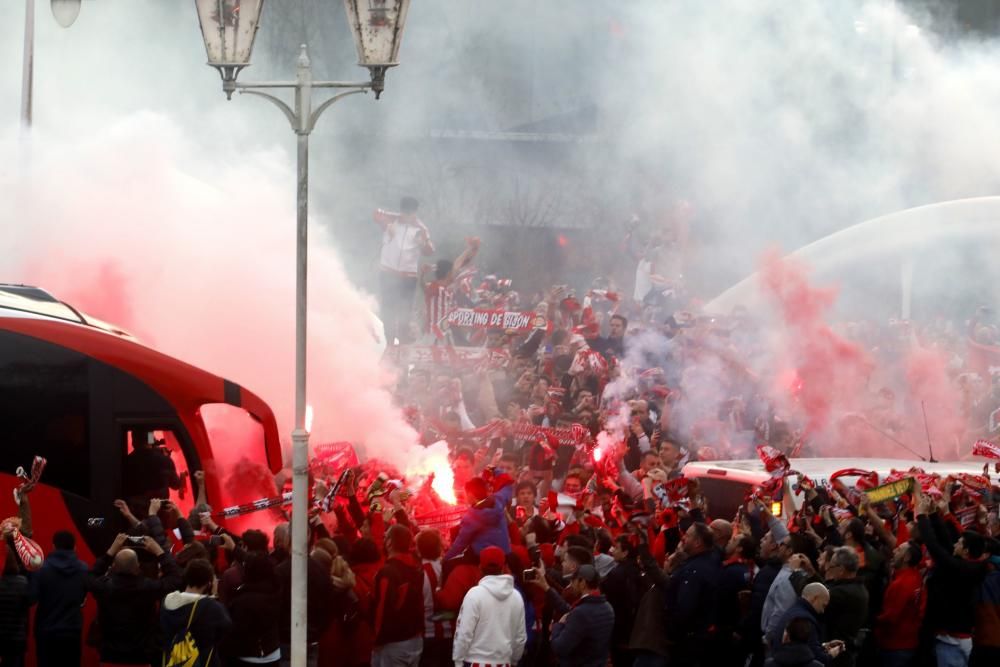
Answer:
[
  {"left": 769, "top": 598, "right": 830, "bottom": 666},
  {"left": 550, "top": 593, "right": 615, "bottom": 667},
  {"left": 662, "top": 549, "right": 719, "bottom": 640},
  {"left": 30, "top": 549, "right": 88, "bottom": 639},
  {"left": 444, "top": 482, "right": 514, "bottom": 559}
]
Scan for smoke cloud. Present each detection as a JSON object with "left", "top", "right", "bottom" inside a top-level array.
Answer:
[{"left": 4, "top": 0, "right": 1000, "bottom": 474}]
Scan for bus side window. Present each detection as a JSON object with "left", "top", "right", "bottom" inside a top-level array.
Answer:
[{"left": 0, "top": 332, "right": 91, "bottom": 499}]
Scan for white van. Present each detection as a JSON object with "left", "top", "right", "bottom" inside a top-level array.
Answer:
[{"left": 682, "top": 457, "right": 997, "bottom": 521}]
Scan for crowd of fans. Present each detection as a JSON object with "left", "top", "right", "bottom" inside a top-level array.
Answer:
[{"left": 2, "top": 199, "right": 1000, "bottom": 667}]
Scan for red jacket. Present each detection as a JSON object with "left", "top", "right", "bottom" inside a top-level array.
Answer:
[
  {"left": 875, "top": 567, "right": 925, "bottom": 650},
  {"left": 435, "top": 562, "right": 481, "bottom": 612}
]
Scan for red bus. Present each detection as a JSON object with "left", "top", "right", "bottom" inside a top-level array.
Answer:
[{"left": 0, "top": 284, "right": 283, "bottom": 664}]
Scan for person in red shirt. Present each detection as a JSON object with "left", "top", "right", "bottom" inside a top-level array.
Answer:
[{"left": 875, "top": 540, "right": 926, "bottom": 667}]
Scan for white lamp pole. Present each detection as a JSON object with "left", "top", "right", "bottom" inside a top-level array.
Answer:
[
  {"left": 20, "top": 0, "right": 82, "bottom": 130},
  {"left": 195, "top": 3, "right": 410, "bottom": 666},
  {"left": 20, "top": 0, "right": 34, "bottom": 129}
]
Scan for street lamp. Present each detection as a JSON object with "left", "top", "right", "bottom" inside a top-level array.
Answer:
[
  {"left": 20, "top": 0, "right": 82, "bottom": 130},
  {"left": 194, "top": 2, "right": 410, "bottom": 667}
]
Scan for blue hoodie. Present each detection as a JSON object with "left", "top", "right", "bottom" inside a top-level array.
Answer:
[
  {"left": 30, "top": 549, "right": 88, "bottom": 639},
  {"left": 444, "top": 482, "right": 514, "bottom": 559}
]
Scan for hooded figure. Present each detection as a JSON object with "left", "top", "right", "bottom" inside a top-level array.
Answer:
[
  {"left": 31, "top": 531, "right": 88, "bottom": 667},
  {"left": 444, "top": 474, "right": 515, "bottom": 559},
  {"left": 160, "top": 560, "right": 231, "bottom": 667},
  {"left": 452, "top": 547, "right": 527, "bottom": 667}
]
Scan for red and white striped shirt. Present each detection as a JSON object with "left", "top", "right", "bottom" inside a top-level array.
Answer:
[
  {"left": 425, "top": 279, "right": 455, "bottom": 335},
  {"left": 422, "top": 559, "right": 455, "bottom": 640}
]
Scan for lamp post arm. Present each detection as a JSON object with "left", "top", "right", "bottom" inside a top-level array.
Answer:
[
  {"left": 307, "top": 88, "right": 367, "bottom": 133},
  {"left": 238, "top": 89, "right": 298, "bottom": 132},
  {"left": 236, "top": 85, "right": 369, "bottom": 135},
  {"left": 236, "top": 80, "right": 372, "bottom": 89}
]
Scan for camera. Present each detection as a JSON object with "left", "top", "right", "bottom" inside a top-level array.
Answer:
[{"left": 523, "top": 569, "right": 537, "bottom": 581}]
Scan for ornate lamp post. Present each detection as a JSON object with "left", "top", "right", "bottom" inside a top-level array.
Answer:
[{"left": 194, "top": 2, "right": 410, "bottom": 666}]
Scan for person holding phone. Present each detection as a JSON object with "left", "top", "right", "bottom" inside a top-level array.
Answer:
[{"left": 85, "top": 533, "right": 182, "bottom": 666}]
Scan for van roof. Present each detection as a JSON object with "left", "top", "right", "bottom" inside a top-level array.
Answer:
[{"left": 684, "top": 457, "right": 996, "bottom": 486}]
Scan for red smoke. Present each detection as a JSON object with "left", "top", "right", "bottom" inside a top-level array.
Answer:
[
  {"left": 2, "top": 115, "right": 429, "bottom": 526},
  {"left": 904, "top": 347, "right": 964, "bottom": 460},
  {"left": 758, "top": 251, "right": 873, "bottom": 441}
]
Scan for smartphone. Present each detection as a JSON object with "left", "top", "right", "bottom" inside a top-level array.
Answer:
[
  {"left": 208, "top": 534, "right": 224, "bottom": 547},
  {"left": 126, "top": 536, "right": 146, "bottom": 546},
  {"left": 652, "top": 483, "right": 669, "bottom": 505},
  {"left": 523, "top": 569, "right": 537, "bottom": 581}
]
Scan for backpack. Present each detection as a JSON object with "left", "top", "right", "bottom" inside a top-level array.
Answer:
[{"left": 163, "top": 598, "right": 213, "bottom": 667}]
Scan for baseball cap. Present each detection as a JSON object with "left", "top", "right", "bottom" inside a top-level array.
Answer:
[
  {"left": 479, "top": 546, "right": 506, "bottom": 571},
  {"left": 573, "top": 563, "right": 600, "bottom": 586}
]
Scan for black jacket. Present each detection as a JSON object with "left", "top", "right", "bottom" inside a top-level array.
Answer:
[
  {"left": 601, "top": 559, "right": 643, "bottom": 650},
  {"left": 824, "top": 577, "right": 868, "bottom": 666},
  {"left": 276, "top": 554, "right": 338, "bottom": 644},
  {"left": 918, "top": 513, "right": 988, "bottom": 636},
  {"left": 718, "top": 559, "right": 753, "bottom": 633},
  {"left": 550, "top": 592, "right": 616, "bottom": 667},
  {"left": 221, "top": 580, "right": 281, "bottom": 659},
  {"left": 160, "top": 591, "right": 232, "bottom": 667},
  {"left": 86, "top": 550, "right": 182, "bottom": 663},
  {"left": 0, "top": 574, "right": 30, "bottom": 653},
  {"left": 764, "top": 642, "right": 825, "bottom": 667},
  {"left": 31, "top": 548, "right": 89, "bottom": 639},
  {"left": 662, "top": 548, "right": 720, "bottom": 640},
  {"left": 743, "top": 558, "right": 782, "bottom": 643}
]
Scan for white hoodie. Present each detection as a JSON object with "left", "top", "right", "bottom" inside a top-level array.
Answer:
[{"left": 452, "top": 574, "right": 526, "bottom": 667}]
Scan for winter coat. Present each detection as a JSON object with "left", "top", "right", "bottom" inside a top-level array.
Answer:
[
  {"left": 30, "top": 548, "right": 88, "bottom": 639},
  {"left": 824, "top": 577, "right": 868, "bottom": 666},
  {"left": 452, "top": 574, "right": 527, "bottom": 666},
  {"left": 717, "top": 559, "right": 753, "bottom": 633},
  {"left": 0, "top": 574, "right": 30, "bottom": 654},
  {"left": 918, "top": 514, "right": 988, "bottom": 636},
  {"left": 372, "top": 553, "right": 424, "bottom": 646},
  {"left": 550, "top": 592, "right": 615, "bottom": 667},
  {"left": 220, "top": 580, "right": 280, "bottom": 660},
  {"left": 86, "top": 550, "right": 182, "bottom": 663},
  {"left": 769, "top": 597, "right": 830, "bottom": 667},
  {"left": 601, "top": 559, "right": 643, "bottom": 651},
  {"left": 743, "top": 558, "right": 781, "bottom": 644},
  {"left": 764, "top": 642, "right": 825, "bottom": 667},
  {"left": 875, "top": 566, "right": 924, "bottom": 651},
  {"left": 627, "top": 583, "right": 669, "bottom": 657},
  {"left": 976, "top": 562, "right": 1000, "bottom": 648},
  {"left": 160, "top": 591, "right": 232, "bottom": 667},
  {"left": 662, "top": 548, "right": 720, "bottom": 641},
  {"left": 444, "top": 481, "right": 515, "bottom": 559},
  {"left": 276, "top": 553, "right": 338, "bottom": 644}
]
